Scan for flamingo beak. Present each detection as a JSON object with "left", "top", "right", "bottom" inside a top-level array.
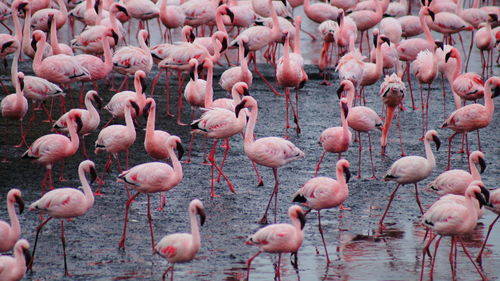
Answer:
[
  {"left": 94, "top": 0, "right": 100, "bottom": 14},
  {"left": 196, "top": 206, "right": 206, "bottom": 226},
  {"left": 189, "top": 31, "right": 196, "bottom": 43},
  {"left": 93, "top": 94, "right": 103, "bottom": 109},
  {"left": 75, "top": 115, "right": 83, "bottom": 133},
  {"left": 189, "top": 65, "right": 196, "bottom": 80},
  {"left": 372, "top": 33, "right": 378, "bottom": 48},
  {"left": 475, "top": 190, "right": 489, "bottom": 209},
  {"left": 235, "top": 100, "right": 246, "bottom": 118},
  {"left": 111, "top": 30, "right": 119, "bottom": 45},
  {"left": 336, "top": 84, "right": 345, "bottom": 99},
  {"left": 23, "top": 247, "right": 32, "bottom": 268},
  {"left": 381, "top": 36, "right": 390, "bottom": 46},
  {"left": 89, "top": 165, "right": 97, "bottom": 184},
  {"left": 478, "top": 156, "right": 486, "bottom": 173},
  {"left": 176, "top": 142, "right": 184, "bottom": 160},
  {"left": 117, "top": 5, "right": 129, "bottom": 17},
  {"left": 130, "top": 100, "right": 140, "bottom": 116},
  {"left": 1, "top": 41, "right": 14, "bottom": 53},
  {"left": 15, "top": 194, "right": 25, "bottom": 214},
  {"left": 243, "top": 87, "right": 250, "bottom": 96},
  {"left": 297, "top": 210, "right": 306, "bottom": 230},
  {"left": 342, "top": 101, "right": 349, "bottom": 117},
  {"left": 479, "top": 185, "right": 490, "bottom": 203},
  {"left": 428, "top": 10, "right": 435, "bottom": 21},
  {"left": 435, "top": 41, "right": 444, "bottom": 50},
  {"left": 493, "top": 86, "right": 500, "bottom": 98},
  {"left": 19, "top": 76, "right": 24, "bottom": 91},
  {"left": 140, "top": 77, "right": 147, "bottom": 93},
  {"left": 226, "top": 7, "right": 234, "bottom": 23},
  {"left": 220, "top": 37, "right": 228, "bottom": 53},
  {"left": 344, "top": 167, "right": 351, "bottom": 183},
  {"left": 445, "top": 51, "right": 452, "bottom": 63},
  {"left": 47, "top": 14, "right": 54, "bottom": 29},
  {"left": 197, "top": 61, "right": 204, "bottom": 76},
  {"left": 432, "top": 135, "right": 441, "bottom": 151},
  {"left": 243, "top": 41, "right": 250, "bottom": 58},
  {"left": 143, "top": 101, "right": 152, "bottom": 117},
  {"left": 31, "top": 35, "right": 37, "bottom": 52}
]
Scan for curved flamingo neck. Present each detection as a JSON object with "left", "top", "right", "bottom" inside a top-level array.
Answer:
[
  {"left": 189, "top": 209, "right": 201, "bottom": 250},
  {"left": 215, "top": 7, "right": 227, "bottom": 34},
  {"left": 12, "top": 6, "right": 22, "bottom": 43},
  {"left": 346, "top": 86, "right": 355, "bottom": 108},
  {"left": 283, "top": 35, "right": 291, "bottom": 70},
  {"left": 469, "top": 156, "right": 480, "bottom": 180},
  {"left": 340, "top": 104, "right": 349, "bottom": 142},
  {"left": 456, "top": 0, "right": 464, "bottom": 14},
  {"left": 56, "top": 0, "right": 68, "bottom": 19},
  {"left": 294, "top": 20, "right": 301, "bottom": 55},
  {"left": 167, "top": 142, "right": 183, "bottom": 184},
  {"left": 6, "top": 196, "right": 20, "bottom": 242},
  {"left": 79, "top": 164, "right": 95, "bottom": 209},
  {"left": 49, "top": 17, "right": 62, "bottom": 54},
  {"left": 419, "top": 8, "right": 433, "bottom": 44},
  {"left": 124, "top": 105, "right": 136, "bottom": 140},
  {"left": 66, "top": 118, "right": 81, "bottom": 156},
  {"left": 102, "top": 35, "right": 113, "bottom": 75},
  {"left": 374, "top": 39, "right": 384, "bottom": 78},
  {"left": 238, "top": 42, "right": 248, "bottom": 74},
  {"left": 483, "top": 78, "right": 495, "bottom": 119},
  {"left": 335, "top": 164, "right": 346, "bottom": 186},
  {"left": 204, "top": 62, "right": 214, "bottom": 107},
  {"left": 138, "top": 33, "right": 149, "bottom": 52},
  {"left": 423, "top": 136, "right": 436, "bottom": 170},
  {"left": 452, "top": 52, "right": 463, "bottom": 81},
  {"left": 268, "top": 0, "right": 280, "bottom": 39},
  {"left": 145, "top": 104, "right": 156, "bottom": 143},
  {"left": 33, "top": 36, "right": 47, "bottom": 76},
  {"left": 14, "top": 244, "right": 25, "bottom": 268},
  {"left": 85, "top": 95, "right": 99, "bottom": 121},
  {"left": 472, "top": 0, "right": 480, "bottom": 8},
  {"left": 22, "top": 7, "right": 32, "bottom": 54},
  {"left": 244, "top": 101, "right": 258, "bottom": 145},
  {"left": 14, "top": 78, "right": 24, "bottom": 111}
]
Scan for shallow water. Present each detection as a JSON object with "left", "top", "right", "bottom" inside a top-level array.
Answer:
[{"left": 0, "top": 6, "right": 499, "bottom": 281}]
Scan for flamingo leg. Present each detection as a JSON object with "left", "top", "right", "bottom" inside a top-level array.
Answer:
[
  {"left": 367, "top": 132, "right": 377, "bottom": 179},
  {"left": 165, "top": 70, "right": 174, "bottom": 117},
  {"left": 447, "top": 132, "right": 458, "bottom": 170},
  {"left": 251, "top": 160, "right": 264, "bottom": 186},
  {"left": 397, "top": 109, "right": 406, "bottom": 156},
  {"left": 357, "top": 131, "right": 362, "bottom": 179},
  {"left": 147, "top": 194, "right": 155, "bottom": 253},
  {"left": 176, "top": 72, "right": 187, "bottom": 126},
  {"left": 476, "top": 215, "right": 499, "bottom": 264},
  {"left": 28, "top": 216, "right": 53, "bottom": 272},
  {"left": 314, "top": 151, "right": 327, "bottom": 177},
  {"left": 60, "top": 220, "right": 69, "bottom": 276},
  {"left": 246, "top": 250, "right": 262, "bottom": 280},
  {"left": 379, "top": 184, "right": 401, "bottom": 227},
  {"left": 216, "top": 138, "right": 230, "bottom": 183},
  {"left": 317, "top": 210, "right": 331, "bottom": 264},
  {"left": 157, "top": 192, "right": 166, "bottom": 211},
  {"left": 13, "top": 119, "right": 28, "bottom": 148},
  {"left": 80, "top": 136, "right": 89, "bottom": 159},
  {"left": 414, "top": 183, "right": 424, "bottom": 214},
  {"left": 420, "top": 231, "right": 436, "bottom": 281},
  {"left": 251, "top": 52, "right": 281, "bottom": 96},
  {"left": 259, "top": 168, "right": 279, "bottom": 224},
  {"left": 458, "top": 237, "right": 488, "bottom": 280},
  {"left": 429, "top": 236, "right": 442, "bottom": 281},
  {"left": 151, "top": 68, "right": 163, "bottom": 97},
  {"left": 209, "top": 139, "right": 235, "bottom": 195},
  {"left": 118, "top": 192, "right": 141, "bottom": 250},
  {"left": 184, "top": 133, "right": 195, "bottom": 164},
  {"left": 449, "top": 236, "right": 456, "bottom": 281},
  {"left": 285, "top": 88, "right": 290, "bottom": 138}
]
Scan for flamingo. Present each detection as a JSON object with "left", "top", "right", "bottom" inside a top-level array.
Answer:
[
  {"left": 183, "top": 58, "right": 207, "bottom": 129},
  {"left": 335, "top": 47, "right": 365, "bottom": 97},
  {"left": 379, "top": 73, "right": 406, "bottom": 156},
  {"left": 144, "top": 98, "right": 172, "bottom": 161},
  {"left": 251, "top": 0, "right": 290, "bottom": 18},
  {"left": 444, "top": 48, "right": 485, "bottom": 102},
  {"left": 53, "top": 90, "right": 102, "bottom": 159},
  {"left": 441, "top": 76, "right": 499, "bottom": 169},
  {"left": 428, "top": 151, "right": 486, "bottom": 196},
  {"left": 476, "top": 187, "right": 500, "bottom": 264},
  {"left": 30, "top": 0, "right": 67, "bottom": 31},
  {"left": 21, "top": 111, "right": 83, "bottom": 190},
  {"left": 303, "top": 0, "right": 340, "bottom": 24},
  {"left": 158, "top": 0, "right": 186, "bottom": 43},
  {"left": 369, "top": 26, "right": 400, "bottom": 75},
  {"left": 316, "top": 98, "right": 352, "bottom": 176},
  {"left": 95, "top": 99, "right": 138, "bottom": 177},
  {"left": 419, "top": 181, "right": 489, "bottom": 281},
  {"left": 338, "top": 80, "right": 382, "bottom": 179},
  {"left": 112, "top": 29, "right": 153, "bottom": 91},
  {"left": 385, "top": 0, "right": 407, "bottom": 17},
  {"left": 181, "top": 0, "right": 222, "bottom": 30},
  {"left": 155, "top": 199, "right": 205, "bottom": 281},
  {"left": 0, "top": 239, "right": 31, "bottom": 281},
  {"left": 0, "top": 189, "right": 24, "bottom": 253},
  {"left": 245, "top": 205, "right": 305, "bottom": 280},
  {"left": 318, "top": 19, "right": 338, "bottom": 84},
  {"left": 474, "top": 15, "right": 497, "bottom": 77},
  {"left": 379, "top": 130, "right": 441, "bottom": 228},
  {"left": 235, "top": 96, "right": 305, "bottom": 224},
  {"left": 122, "top": 0, "right": 159, "bottom": 35},
  {"left": 347, "top": 0, "right": 384, "bottom": 53},
  {"left": 219, "top": 35, "right": 252, "bottom": 93},
  {"left": 1, "top": 72, "right": 28, "bottom": 147},
  {"left": 28, "top": 160, "right": 97, "bottom": 276},
  {"left": 359, "top": 31, "right": 390, "bottom": 104},
  {"left": 292, "top": 159, "right": 350, "bottom": 263},
  {"left": 398, "top": 15, "right": 423, "bottom": 38},
  {"left": 20, "top": 0, "right": 52, "bottom": 61},
  {"left": 47, "top": 13, "right": 72, "bottom": 56},
  {"left": 117, "top": 136, "right": 184, "bottom": 251},
  {"left": 74, "top": 31, "right": 116, "bottom": 85}
]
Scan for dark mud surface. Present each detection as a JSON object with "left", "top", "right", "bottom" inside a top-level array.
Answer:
[{"left": 0, "top": 15, "right": 499, "bottom": 281}]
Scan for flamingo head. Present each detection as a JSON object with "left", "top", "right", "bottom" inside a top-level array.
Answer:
[
  {"left": 16, "top": 72, "right": 24, "bottom": 91},
  {"left": 31, "top": 30, "right": 45, "bottom": 52},
  {"left": 470, "top": 151, "right": 486, "bottom": 174},
  {"left": 213, "top": 31, "right": 228, "bottom": 53},
  {"left": 134, "top": 70, "right": 147, "bottom": 93},
  {"left": 434, "top": 40, "right": 444, "bottom": 50},
  {"left": 221, "top": 5, "right": 234, "bottom": 23},
  {"left": 94, "top": 0, "right": 100, "bottom": 14},
  {"left": 340, "top": 98, "right": 349, "bottom": 117},
  {"left": 189, "top": 199, "right": 206, "bottom": 226},
  {"left": 89, "top": 91, "right": 102, "bottom": 109},
  {"left": 80, "top": 160, "right": 98, "bottom": 184},
  {"left": 15, "top": 0, "right": 29, "bottom": 14},
  {"left": 126, "top": 99, "right": 141, "bottom": 117},
  {"left": 424, "top": 130, "right": 440, "bottom": 151},
  {"left": 70, "top": 111, "right": 84, "bottom": 133},
  {"left": 233, "top": 82, "right": 250, "bottom": 97},
  {"left": 336, "top": 9, "right": 344, "bottom": 25},
  {"left": 468, "top": 181, "right": 491, "bottom": 209},
  {"left": 289, "top": 205, "right": 306, "bottom": 230},
  {"left": 47, "top": 13, "right": 54, "bottom": 29},
  {"left": 490, "top": 76, "right": 500, "bottom": 98},
  {"left": 337, "top": 159, "right": 351, "bottom": 183},
  {"left": 7, "top": 189, "right": 24, "bottom": 214},
  {"left": 113, "top": 3, "right": 129, "bottom": 18},
  {"left": 16, "top": 239, "right": 31, "bottom": 267},
  {"left": 188, "top": 58, "right": 199, "bottom": 80},
  {"left": 142, "top": 98, "right": 156, "bottom": 117},
  {"left": 445, "top": 48, "right": 459, "bottom": 63},
  {"left": 168, "top": 136, "right": 184, "bottom": 160},
  {"left": 488, "top": 13, "right": 498, "bottom": 23}
]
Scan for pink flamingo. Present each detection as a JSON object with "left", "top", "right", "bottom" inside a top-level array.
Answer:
[
  {"left": 181, "top": 0, "right": 222, "bottom": 30},
  {"left": 457, "top": 0, "right": 488, "bottom": 70},
  {"left": 333, "top": 9, "right": 357, "bottom": 55},
  {"left": 441, "top": 76, "right": 499, "bottom": 169},
  {"left": 246, "top": 205, "right": 305, "bottom": 280},
  {"left": 359, "top": 31, "right": 390, "bottom": 104},
  {"left": 370, "top": 27, "right": 399, "bottom": 73},
  {"left": 292, "top": 159, "right": 350, "bottom": 264},
  {"left": 235, "top": 96, "right": 305, "bottom": 224},
  {"left": 144, "top": 98, "right": 172, "bottom": 160},
  {"left": 53, "top": 90, "right": 102, "bottom": 159},
  {"left": 347, "top": 0, "right": 384, "bottom": 53},
  {"left": 21, "top": 111, "right": 83, "bottom": 190},
  {"left": 385, "top": 0, "right": 407, "bottom": 17},
  {"left": 318, "top": 19, "right": 338, "bottom": 85},
  {"left": 122, "top": 0, "right": 159, "bottom": 35},
  {"left": 303, "top": 0, "right": 340, "bottom": 24},
  {"left": 28, "top": 160, "right": 97, "bottom": 276},
  {"left": 351, "top": 0, "right": 390, "bottom": 13},
  {"left": 104, "top": 70, "right": 147, "bottom": 123},
  {"left": 379, "top": 73, "right": 406, "bottom": 156},
  {"left": 0, "top": 189, "right": 24, "bottom": 253},
  {"left": 0, "top": 239, "right": 31, "bottom": 281},
  {"left": 183, "top": 58, "right": 207, "bottom": 123},
  {"left": 477, "top": 187, "right": 500, "bottom": 264},
  {"left": 428, "top": 151, "right": 485, "bottom": 196},
  {"left": 112, "top": 29, "right": 153, "bottom": 91},
  {"left": 474, "top": 15, "right": 496, "bottom": 77},
  {"left": 251, "top": 0, "right": 290, "bottom": 18},
  {"left": 335, "top": 46, "right": 365, "bottom": 98},
  {"left": 339, "top": 80, "right": 382, "bottom": 179},
  {"left": 379, "top": 130, "right": 441, "bottom": 228},
  {"left": 158, "top": 0, "right": 185, "bottom": 42},
  {"left": 20, "top": 1, "right": 53, "bottom": 60},
  {"left": 224, "top": 1, "right": 255, "bottom": 29},
  {"left": 155, "top": 199, "right": 205, "bottom": 281},
  {"left": 424, "top": 3, "right": 473, "bottom": 48},
  {"left": 420, "top": 181, "right": 489, "bottom": 281},
  {"left": 117, "top": 136, "right": 184, "bottom": 251},
  {"left": 316, "top": 98, "right": 352, "bottom": 176},
  {"left": 1, "top": 72, "right": 28, "bottom": 147},
  {"left": 219, "top": 35, "right": 252, "bottom": 93},
  {"left": 277, "top": 29, "right": 307, "bottom": 137},
  {"left": 47, "top": 14, "right": 73, "bottom": 56},
  {"left": 95, "top": 99, "right": 138, "bottom": 178},
  {"left": 30, "top": 0, "right": 67, "bottom": 31},
  {"left": 398, "top": 15, "right": 423, "bottom": 38}
]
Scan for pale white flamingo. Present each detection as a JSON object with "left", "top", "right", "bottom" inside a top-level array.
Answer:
[
  {"left": 122, "top": 0, "right": 159, "bottom": 35},
  {"left": 292, "top": 159, "right": 350, "bottom": 264},
  {"left": 335, "top": 47, "right": 365, "bottom": 95},
  {"left": 251, "top": 0, "right": 290, "bottom": 18},
  {"left": 181, "top": 0, "right": 222, "bottom": 29},
  {"left": 474, "top": 15, "right": 496, "bottom": 76},
  {"left": 398, "top": 15, "right": 423, "bottom": 38},
  {"left": 318, "top": 19, "right": 338, "bottom": 84},
  {"left": 385, "top": 0, "right": 407, "bottom": 17},
  {"left": 1, "top": 72, "right": 28, "bottom": 147},
  {"left": 28, "top": 160, "right": 97, "bottom": 276},
  {"left": 379, "top": 73, "right": 406, "bottom": 156},
  {"left": 379, "top": 130, "right": 441, "bottom": 227},
  {"left": 0, "top": 239, "right": 31, "bottom": 281},
  {"left": 419, "top": 181, "right": 489, "bottom": 281},
  {"left": 246, "top": 205, "right": 305, "bottom": 280},
  {"left": 21, "top": 111, "right": 82, "bottom": 190},
  {"left": 117, "top": 136, "right": 184, "bottom": 251},
  {"left": 477, "top": 187, "right": 500, "bottom": 264},
  {"left": 379, "top": 17, "right": 402, "bottom": 45},
  {"left": 441, "top": 76, "right": 499, "bottom": 169},
  {"left": 235, "top": 96, "right": 305, "bottom": 224},
  {"left": 155, "top": 199, "right": 205, "bottom": 281},
  {"left": 30, "top": 0, "right": 67, "bottom": 31},
  {"left": 316, "top": 98, "right": 352, "bottom": 176},
  {"left": 0, "top": 189, "right": 24, "bottom": 253}
]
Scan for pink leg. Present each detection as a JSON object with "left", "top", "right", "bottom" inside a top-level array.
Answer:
[
  {"left": 150, "top": 69, "right": 163, "bottom": 97},
  {"left": 397, "top": 109, "right": 406, "bottom": 156},
  {"left": 404, "top": 62, "right": 417, "bottom": 110},
  {"left": 176, "top": 72, "right": 187, "bottom": 126},
  {"left": 147, "top": 194, "right": 155, "bottom": 253},
  {"left": 216, "top": 138, "right": 230, "bottom": 183},
  {"left": 165, "top": 70, "right": 174, "bottom": 117},
  {"left": 252, "top": 52, "right": 282, "bottom": 96},
  {"left": 458, "top": 237, "right": 488, "bottom": 281},
  {"left": 184, "top": 133, "right": 195, "bottom": 164},
  {"left": 13, "top": 119, "right": 29, "bottom": 148},
  {"left": 379, "top": 184, "right": 401, "bottom": 228},
  {"left": 118, "top": 192, "right": 141, "bottom": 250},
  {"left": 246, "top": 251, "right": 262, "bottom": 280},
  {"left": 251, "top": 160, "right": 264, "bottom": 186},
  {"left": 314, "top": 151, "right": 327, "bottom": 177},
  {"left": 259, "top": 168, "right": 279, "bottom": 224},
  {"left": 285, "top": 88, "right": 290, "bottom": 138},
  {"left": 476, "top": 215, "right": 499, "bottom": 264},
  {"left": 429, "top": 236, "right": 443, "bottom": 281},
  {"left": 447, "top": 132, "right": 458, "bottom": 170},
  {"left": 117, "top": 75, "right": 129, "bottom": 92},
  {"left": 420, "top": 231, "right": 436, "bottom": 281},
  {"left": 414, "top": 183, "right": 424, "bottom": 214},
  {"left": 367, "top": 132, "right": 377, "bottom": 179},
  {"left": 80, "top": 136, "right": 89, "bottom": 159},
  {"left": 317, "top": 210, "right": 331, "bottom": 264},
  {"left": 357, "top": 131, "right": 362, "bottom": 179},
  {"left": 449, "top": 236, "right": 456, "bottom": 281}
]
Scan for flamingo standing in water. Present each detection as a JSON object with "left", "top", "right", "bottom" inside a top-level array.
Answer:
[
  {"left": 22, "top": 111, "right": 83, "bottom": 190},
  {"left": 0, "top": 189, "right": 24, "bottom": 252},
  {"left": 117, "top": 136, "right": 184, "bottom": 252},
  {"left": 441, "top": 76, "right": 499, "bottom": 169},
  {"left": 0, "top": 239, "right": 31, "bottom": 281},
  {"left": 420, "top": 181, "right": 489, "bottom": 281},
  {"left": 338, "top": 80, "right": 382, "bottom": 179},
  {"left": 28, "top": 160, "right": 97, "bottom": 276},
  {"left": 292, "top": 159, "right": 350, "bottom": 264},
  {"left": 246, "top": 205, "right": 305, "bottom": 280},
  {"left": 235, "top": 96, "right": 305, "bottom": 224},
  {"left": 1, "top": 72, "right": 28, "bottom": 147},
  {"left": 316, "top": 98, "right": 352, "bottom": 176},
  {"left": 379, "top": 73, "right": 406, "bottom": 156},
  {"left": 476, "top": 187, "right": 500, "bottom": 264},
  {"left": 155, "top": 199, "right": 205, "bottom": 281},
  {"left": 379, "top": 130, "right": 441, "bottom": 228}
]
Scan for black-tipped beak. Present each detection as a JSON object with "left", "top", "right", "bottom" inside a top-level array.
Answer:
[
  {"left": 420, "top": 0, "right": 425, "bottom": 6},
  {"left": 344, "top": 167, "right": 351, "bottom": 183},
  {"left": 243, "top": 41, "right": 250, "bottom": 58},
  {"left": 372, "top": 32, "right": 378, "bottom": 48},
  {"left": 23, "top": 247, "right": 31, "bottom": 268},
  {"left": 342, "top": 102, "right": 349, "bottom": 117},
  {"left": 381, "top": 36, "right": 390, "bottom": 46},
  {"left": 428, "top": 10, "right": 435, "bottom": 21},
  {"left": 47, "top": 14, "right": 54, "bottom": 29},
  {"left": 196, "top": 61, "right": 204, "bottom": 76},
  {"left": 445, "top": 51, "right": 451, "bottom": 63},
  {"left": 176, "top": 142, "right": 184, "bottom": 160},
  {"left": 427, "top": 0, "right": 433, "bottom": 6},
  {"left": 489, "top": 13, "right": 498, "bottom": 22},
  {"left": 235, "top": 100, "right": 246, "bottom": 118},
  {"left": 336, "top": 13, "right": 342, "bottom": 25},
  {"left": 475, "top": 190, "right": 488, "bottom": 209},
  {"left": 226, "top": 7, "right": 234, "bottom": 23},
  {"left": 89, "top": 166, "right": 97, "bottom": 183},
  {"left": 220, "top": 37, "right": 228, "bottom": 53},
  {"left": 1, "top": 41, "right": 14, "bottom": 53},
  {"left": 480, "top": 185, "right": 490, "bottom": 203},
  {"left": 130, "top": 100, "right": 140, "bottom": 116},
  {"left": 189, "top": 31, "right": 196, "bottom": 43},
  {"left": 189, "top": 65, "right": 195, "bottom": 80},
  {"left": 336, "top": 84, "right": 345, "bottom": 99},
  {"left": 18, "top": 2, "right": 28, "bottom": 11},
  {"left": 111, "top": 30, "right": 119, "bottom": 45},
  {"left": 493, "top": 86, "right": 500, "bottom": 98},
  {"left": 19, "top": 76, "right": 24, "bottom": 91},
  {"left": 196, "top": 206, "right": 206, "bottom": 226},
  {"left": 243, "top": 87, "right": 250, "bottom": 96},
  {"left": 297, "top": 210, "right": 306, "bottom": 230},
  {"left": 75, "top": 116, "right": 83, "bottom": 133},
  {"left": 432, "top": 135, "right": 441, "bottom": 151},
  {"left": 478, "top": 156, "right": 486, "bottom": 173},
  {"left": 140, "top": 76, "right": 147, "bottom": 93},
  {"left": 31, "top": 35, "right": 37, "bottom": 52},
  {"left": 15, "top": 195, "right": 24, "bottom": 214},
  {"left": 435, "top": 41, "right": 444, "bottom": 50},
  {"left": 93, "top": 94, "right": 103, "bottom": 109},
  {"left": 281, "top": 0, "right": 287, "bottom": 6},
  {"left": 117, "top": 5, "right": 129, "bottom": 17},
  {"left": 143, "top": 101, "right": 152, "bottom": 117},
  {"left": 94, "top": 0, "right": 100, "bottom": 14}
]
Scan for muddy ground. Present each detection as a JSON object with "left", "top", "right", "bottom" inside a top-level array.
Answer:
[{"left": 0, "top": 15, "right": 499, "bottom": 281}]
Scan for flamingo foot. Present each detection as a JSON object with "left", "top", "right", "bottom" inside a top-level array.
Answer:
[
  {"left": 258, "top": 215, "right": 268, "bottom": 225},
  {"left": 257, "top": 179, "right": 264, "bottom": 187},
  {"left": 176, "top": 120, "right": 188, "bottom": 126}
]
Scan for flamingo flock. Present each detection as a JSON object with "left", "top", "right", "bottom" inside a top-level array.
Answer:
[{"left": 0, "top": 0, "right": 498, "bottom": 280}]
